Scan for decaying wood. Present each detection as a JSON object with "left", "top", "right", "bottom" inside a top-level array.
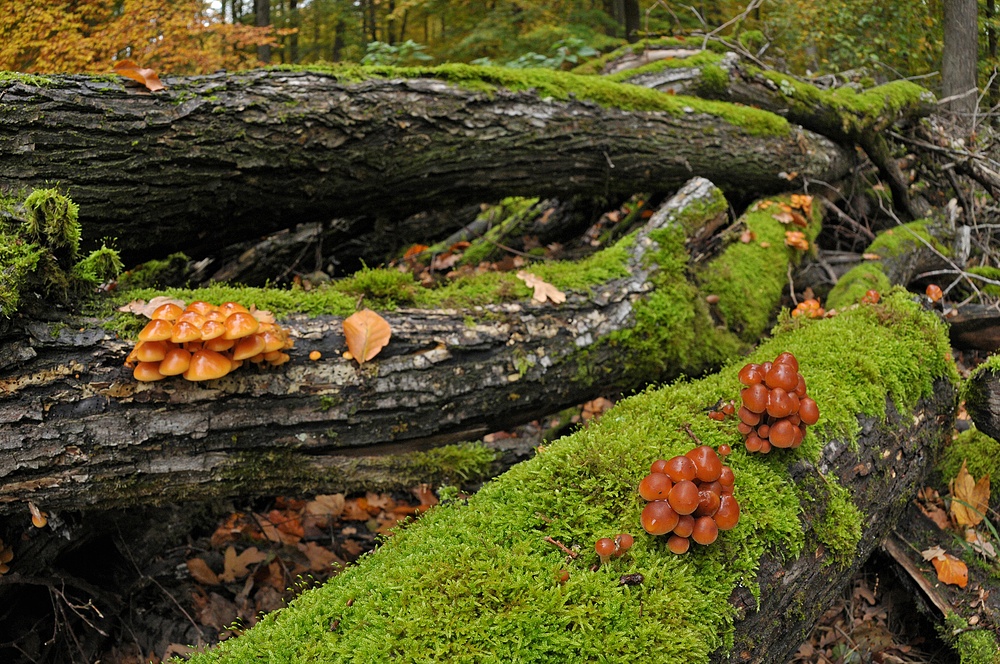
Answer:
[
  {"left": 0, "top": 69, "right": 851, "bottom": 262},
  {"left": 721, "top": 380, "right": 956, "bottom": 662},
  {"left": 0, "top": 178, "right": 741, "bottom": 514},
  {"left": 965, "top": 360, "right": 1000, "bottom": 441}
]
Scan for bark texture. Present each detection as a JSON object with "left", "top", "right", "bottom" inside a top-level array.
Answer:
[
  {"left": 0, "top": 179, "right": 737, "bottom": 513},
  {"left": 966, "top": 361, "right": 1000, "bottom": 442},
  {"left": 0, "top": 69, "right": 851, "bottom": 262}
]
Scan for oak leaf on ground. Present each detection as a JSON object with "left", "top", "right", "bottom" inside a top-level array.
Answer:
[
  {"left": 921, "top": 545, "right": 969, "bottom": 588},
  {"left": 516, "top": 271, "right": 566, "bottom": 304},
  {"left": 219, "top": 546, "right": 268, "bottom": 583}
]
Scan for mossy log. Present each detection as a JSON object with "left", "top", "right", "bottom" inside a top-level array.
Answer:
[
  {"left": 965, "top": 357, "right": 1000, "bottom": 442},
  {"left": 0, "top": 66, "right": 851, "bottom": 262},
  {"left": 179, "top": 291, "right": 957, "bottom": 663},
  {"left": 0, "top": 179, "right": 816, "bottom": 514}
]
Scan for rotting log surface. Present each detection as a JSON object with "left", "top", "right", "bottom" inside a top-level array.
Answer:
[
  {"left": 965, "top": 362, "right": 1000, "bottom": 441},
  {"left": 0, "top": 179, "right": 732, "bottom": 514},
  {"left": 722, "top": 381, "right": 955, "bottom": 662},
  {"left": 0, "top": 69, "right": 850, "bottom": 261}
]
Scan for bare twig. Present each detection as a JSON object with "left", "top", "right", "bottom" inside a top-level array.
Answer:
[{"left": 543, "top": 536, "right": 579, "bottom": 559}]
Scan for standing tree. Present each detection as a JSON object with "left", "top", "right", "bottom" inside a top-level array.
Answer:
[
  {"left": 256, "top": 0, "right": 272, "bottom": 63},
  {"left": 942, "top": 0, "right": 979, "bottom": 126}
]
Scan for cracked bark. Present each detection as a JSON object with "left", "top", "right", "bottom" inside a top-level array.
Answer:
[{"left": 0, "top": 70, "right": 850, "bottom": 262}]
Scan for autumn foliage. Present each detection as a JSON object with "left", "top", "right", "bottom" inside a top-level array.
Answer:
[{"left": 0, "top": 0, "right": 273, "bottom": 75}]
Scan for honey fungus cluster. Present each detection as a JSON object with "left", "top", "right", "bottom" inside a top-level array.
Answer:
[
  {"left": 125, "top": 301, "right": 294, "bottom": 382},
  {"left": 736, "top": 351, "right": 819, "bottom": 454},
  {"left": 638, "top": 446, "right": 740, "bottom": 554}
]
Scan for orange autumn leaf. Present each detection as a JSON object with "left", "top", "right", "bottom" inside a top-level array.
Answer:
[
  {"left": 933, "top": 554, "right": 969, "bottom": 587},
  {"left": 113, "top": 59, "right": 166, "bottom": 92},
  {"left": 187, "top": 557, "right": 220, "bottom": 586},
  {"left": 342, "top": 309, "right": 391, "bottom": 366},
  {"left": 403, "top": 244, "right": 429, "bottom": 259},
  {"left": 950, "top": 460, "right": 990, "bottom": 528}
]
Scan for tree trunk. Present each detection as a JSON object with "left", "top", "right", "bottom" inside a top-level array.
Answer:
[
  {"left": 255, "top": 0, "right": 271, "bottom": 64},
  {"left": 623, "top": 0, "right": 641, "bottom": 42},
  {"left": 0, "top": 69, "right": 850, "bottom": 263},
  {"left": 0, "top": 179, "right": 768, "bottom": 513},
  {"left": 942, "top": 0, "right": 979, "bottom": 126},
  {"left": 965, "top": 360, "right": 1000, "bottom": 441}
]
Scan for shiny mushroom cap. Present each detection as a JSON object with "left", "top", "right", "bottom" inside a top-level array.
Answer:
[{"left": 183, "top": 350, "right": 232, "bottom": 381}]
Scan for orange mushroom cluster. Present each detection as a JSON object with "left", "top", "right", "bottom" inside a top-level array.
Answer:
[
  {"left": 638, "top": 446, "right": 740, "bottom": 554},
  {"left": 125, "top": 301, "right": 294, "bottom": 382},
  {"left": 791, "top": 298, "right": 824, "bottom": 318},
  {"left": 736, "top": 351, "right": 819, "bottom": 454}
]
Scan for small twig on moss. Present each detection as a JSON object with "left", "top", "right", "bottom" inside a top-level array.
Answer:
[
  {"left": 535, "top": 512, "right": 554, "bottom": 524},
  {"left": 681, "top": 423, "right": 702, "bottom": 446},
  {"left": 543, "top": 536, "right": 578, "bottom": 559}
]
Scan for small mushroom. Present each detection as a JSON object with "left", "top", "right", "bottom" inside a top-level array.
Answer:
[
  {"left": 595, "top": 537, "right": 617, "bottom": 565},
  {"left": 183, "top": 350, "right": 232, "bottom": 381}
]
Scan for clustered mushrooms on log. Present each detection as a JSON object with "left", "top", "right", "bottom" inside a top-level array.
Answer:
[
  {"left": 791, "top": 298, "right": 825, "bottom": 319},
  {"left": 124, "top": 301, "right": 294, "bottom": 381},
  {"left": 736, "top": 352, "right": 819, "bottom": 454},
  {"left": 638, "top": 446, "right": 740, "bottom": 554}
]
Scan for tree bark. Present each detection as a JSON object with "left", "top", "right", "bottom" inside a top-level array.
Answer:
[
  {"left": 0, "top": 69, "right": 850, "bottom": 263},
  {"left": 255, "top": 0, "right": 271, "bottom": 64},
  {"left": 965, "top": 360, "right": 1000, "bottom": 441},
  {"left": 0, "top": 179, "right": 750, "bottom": 514},
  {"left": 942, "top": 0, "right": 979, "bottom": 126}
]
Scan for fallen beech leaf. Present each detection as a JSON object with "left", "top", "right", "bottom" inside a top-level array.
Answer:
[
  {"left": 950, "top": 460, "right": 990, "bottom": 528},
  {"left": 917, "top": 500, "right": 951, "bottom": 530},
  {"left": 306, "top": 494, "right": 346, "bottom": 521},
  {"left": 516, "top": 271, "right": 566, "bottom": 304},
  {"left": 789, "top": 211, "right": 809, "bottom": 228},
  {"left": 931, "top": 553, "right": 968, "bottom": 588},
  {"left": 921, "top": 545, "right": 946, "bottom": 561},
  {"left": 410, "top": 484, "right": 439, "bottom": 511},
  {"left": 772, "top": 211, "right": 795, "bottom": 225},
  {"left": 342, "top": 309, "right": 391, "bottom": 366},
  {"left": 582, "top": 397, "right": 614, "bottom": 421},
  {"left": 219, "top": 545, "right": 268, "bottom": 583},
  {"left": 113, "top": 59, "right": 166, "bottom": 92},
  {"left": 297, "top": 541, "right": 343, "bottom": 572},
  {"left": 341, "top": 499, "right": 372, "bottom": 521},
  {"left": 187, "top": 558, "right": 220, "bottom": 585},
  {"left": 431, "top": 251, "right": 460, "bottom": 271},
  {"left": 117, "top": 295, "right": 186, "bottom": 318},
  {"left": 966, "top": 528, "right": 997, "bottom": 559}
]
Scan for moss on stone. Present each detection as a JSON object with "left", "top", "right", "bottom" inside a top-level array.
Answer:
[
  {"left": 267, "top": 63, "right": 789, "bottom": 137},
  {"left": 181, "top": 289, "right": 952, "bottom": 664}
]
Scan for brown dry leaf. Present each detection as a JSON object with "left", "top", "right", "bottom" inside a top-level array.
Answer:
[
  {"left": 950, "top": 460, "right": 990, "bottom": 528},
  {"left": 365, "top": 492, "right": 395, "bottom": 513},
  {"left": 789, "top": 211, "right": 809, "bottom": 228},
  {"left": 249, "top": 306, "right": 276, "bottom": 324},
  {"left": 965, "top": 528, "right": 997, "bottom": 559},
  {"left": 516, "top": 271, "right": 566, "bottom": 304},
  {"left": 772, "top": 211, "right": 795, "bottom": 225},
  {"left": 340, "top": 499, "right": 372, "bottom": 521},
  {"left": 187, "top": 558, "right": 220, "bottom": 586},
  {"left": 114, "top": 59, "right": 166, "bottom": 92},
  {"left": 917, "top": 500, "right": 951, "bottom": 530},
  {"left": 297, "top": 541, "right": 343, "bottom": 572},
  {"left": 931, "top": 553, "right": 969, "bottom": 588},
  {"left": 306, "top": 494, "right": 346, "bottom": 521},
  {"left": 342, "top": 309, "right": 392, "bottom": 366},
  {"left": 431, "top": 252, "right": 460, "bottom": 271},
  {"left": 410, "top": 484, "right": 439, "bottom": 511},
  {"left": 195, "top": 591, "right": 238, "bottom": 631},
  {"left": 341, "top": 539, "right": 365, "bottom": 557},
  {"left": 219, "top": 546, "right": 268, "bottom": 584},
  {"left": 117, "top": 295, "right": 186, "bottom": 318},
  {"left": 267, "top": 509, "right": 305, "bottom": 544},
  {"left": 739, "top": 229, "right": 756, "bottom": 243},
  {"left": 403, "top": 244, "right": 429, "bottom": 259},
  {"left": 920, "top": 544, "right": 947, "bottom": 561},
  {"left": 582, "top": 397, "right": 614, "bottom": 421}
]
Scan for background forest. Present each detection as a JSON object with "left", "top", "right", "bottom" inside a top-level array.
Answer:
[{"left": 0, "top": 0, "right": 964, "bottom": 86}]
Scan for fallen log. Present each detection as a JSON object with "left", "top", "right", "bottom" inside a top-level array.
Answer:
[
  {"left": 965, "top": 356, "right": 1000, "bottom": 441},
  {"left": 0, "top": 66, "right": 851, "bottom": 262},
  {"left": 179, "top": 289, "right": 957, "bottom": 663},
  {"left": 0, "top": 179, "right": 819, "bottom": 513}
]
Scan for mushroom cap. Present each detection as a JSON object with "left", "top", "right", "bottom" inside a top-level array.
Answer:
[
  {"left": 741, "top": 384, "right": 768, "bottom": 413},
  {"left": 200, "top": 320, "right": 226, "bottom": 340},
  {"left": 694, "top": 489, "right": 721, "bottom": 517},
  {"left": 673, "top": 514, "right": 694, "bottom": 538},
  {"left": 151, "top": 303, "right": 183, "bottom": 321},
  {"left": 715, "top": 495, "right": 741, "bottom": 530},
  {"left": 223, "top": 312, "right": 260, "bottom": 340},
  {"left": 170, "top": 321, "right": 202, "bottom": 344},
  {"left": 667, "top": 534, "right": 690, "bottom": 554},
  {"left": 640, "top": 500, "right": 679, "bottom": 536},
  {"left": 233, "top": 334, "right": 266, "bottom": 361},
  {"left": 685, "top": 445, "right": 722, "bottom": 483},
  {"left": 266, "top": 352, "right": 291, "bottom": 367},
  {"left": 764, "top": 362, "right": 798, "bottom": 391},
  {"left": 261, "top": 330, "right": 286, "bottom": 353},
  {"left": 205, "top": 337, "right": 235, "bottom": 352},
  {"left": 138, "top": 319, "right": 173, "bottom": 342},
  {"left": 691, "top": 516, "right": 719, "bottom": 545},
  {"left": 183, "top": 350, "right": 232, "bottom": 381},
  {"left": 769, "top": 419, "right": 796, "bottom": 448},
  {"left": 638, "top": 472, "right": 672, "bottom": 501},
  {"left": 177, "top": 311, "right": 207, "bottom": 328},
  {"left": 663, "top": 455, "right": 697, "bottom": 483},
  {"left": 134, "top": 340, "right": 171, "bottom": 363},
  {"left": 766, "top": 387, "right": 794, "bottom": 419},
  {"left": 799, "top": 398, "right": 820, "bottom": 425},
  {"left": 218, "top": 301, "right": 250, "bottom": 318},
  {"left": 650, "top": 459, "right": 669, "bottom": 474},
  {"left": 159, "top": 348, "right": 192, "bottom": 376},
  {"left": 134, "top": 361, "right": 166, "bottom": 382},
  {"left": 185, "top": 301, "right": 216, "bottom": 316},
  {"left": 667, "top": 480, "right": 700, "bottom": 515},
  {"left": 614, "top": 533, "right": 634, "bottom": 554},
  {"left": 595, "top": 537, "right": 616, "bottom": 558}
]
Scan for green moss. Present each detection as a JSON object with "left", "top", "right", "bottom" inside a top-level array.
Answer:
[
  {"left": 942, "top": 613, "right": 1000, "bottom": 664},
  {"left": 456, "top": 197, "right": 541, "bottom": 266},
  {"left": 697, "top": 195, "right": 823, "bottom": 342},
  {"left": 938, "top": 426, "right": 1000, "bottom": 489},
  {"left": 967, "top": 265, "right": 1000, "bottom": 297},
  {"left": 570, "top": 37, "right": 728, "bottom": 76},
  {"left": 698, "top": 64, "right": 730, "bottom": 97},
  {"left": 73, "top": 242, "right": 124, "bottom": 286},
  {"left": 811, "top": 477, "right": 863, "bottom": 565},
  {"left": 0, "top": 71, "right": 55, "bottom": 87},
  {"left": 0, "top": 230, "right": 43, "bottom": 316},
  {"left": 117, "top": 252, "right": 192, "bottom": 290},
  {"left": 268, "top": 63, "right": 789, "bottom": 136},
  {"left": 827, "top": 220, "right": 945, "bottom": 309},
  {"left": 604, "top": 51, "right": 724, "bottom": 84},
  {"left": 22, "top": 188, "right": 80, "bottom": 259},
  {"left": 182, "top": 289, "right": 952, "bottom": 664},
  {"left": 338, "top": 265, "right": 418, "bottom": 309}
]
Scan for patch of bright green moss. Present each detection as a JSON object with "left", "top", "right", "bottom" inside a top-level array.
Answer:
[
  {"left": 182, "top": 289, "right": 952, "bottom": 664},
  {"left": 268, "top": 63, "right": 789, "bottom": 136},
  {"left": 827, "top": 220, "right": 944, "bottom": 309},
  {"left": 0, "top": 71, "right": 55, "bottom": 87},
  {"left": 967, "top": 265, "right": 1000, "bottom": 297},
  {"left": 117, "top": 252, "right": 191, "bottom": 290},
  {"left": 697, "top": 195, "right": 823, "bottom": 342},
  {"left": 939, "top": 427, "right": 1000, "bottom": 490},
  {"left": 0, "top": 230, "right": 43, "bottom": 315},
  {"left": 942, "top": 612, "right": 1000, "bottom": 664},
  {"left": 338, "top": 265, "right": 418, "bottom": 308},
  {"left": 570, "top": 37, "right": 728, "bottom": 76},
  {"left": 456, "top": 197, "right": 542, "bottom": 266},
  {"left": 811, "top": 477, "right": 863, "bottom": 566},
  {"left": 604, "top": 51, "right": 724, "bottom": 83}
]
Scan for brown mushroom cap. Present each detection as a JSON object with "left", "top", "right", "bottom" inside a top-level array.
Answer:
[
  {"left": 233, "top": 334, "right": 266, "bottom": 361},
  {"left": 138, "top": 319, "right": 174, "bottom": 342},
  {"left": 134, "top": 340, "right": 171, "bottom": 363},
  {"left": 183, "top": 350, "right": 232, "bottom": 381},
  {"left": 151, "top": 303, "right": 183, "bottom": 321},
  {"left": 170, "top": 321, "right": 202, "bottom": 344},
  {"left": 134, "top": 361, "right": 166, "bottom": 382},
  {"left": 224, "top": 312, "right": 260, "bottom": 340},
  {"left": 200, "top": 320, "right": 226, "bottom": 341},
  {"left": 185, "top": 301, "right": 216, "bottom": 316},
  {"left": 159, "top": 348, "right": 192, "bottom": 376}
]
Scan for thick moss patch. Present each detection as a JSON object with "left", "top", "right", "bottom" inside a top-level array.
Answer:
[
  {"left": 267, "top": 62, "right": 789, "bottom": 137},
  {"left": 182, "top": 289, "right": 953, "bottom": 663}
]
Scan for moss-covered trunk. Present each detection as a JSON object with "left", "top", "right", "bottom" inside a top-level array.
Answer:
[
  {"left": 177, "top": 290, "right": 957, "bottom": 663},
  {"left": 0, "top": 66, "right": 850, "bottom": 262}
]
